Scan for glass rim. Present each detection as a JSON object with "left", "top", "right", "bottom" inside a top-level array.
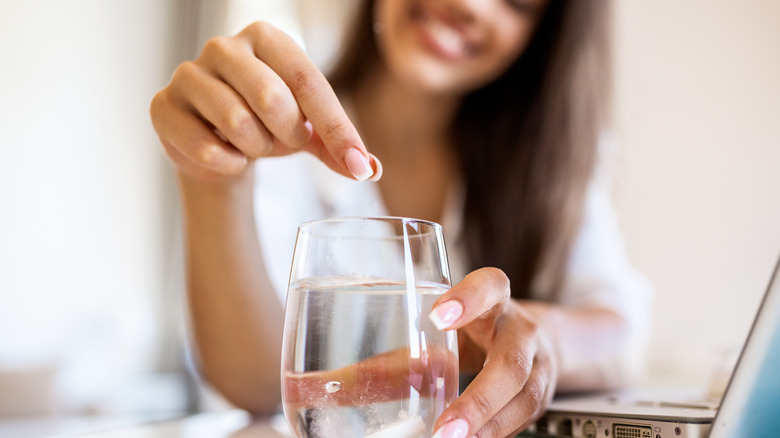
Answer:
[{"left": 297, "top": 216, "right": 443, "bottom": 234}]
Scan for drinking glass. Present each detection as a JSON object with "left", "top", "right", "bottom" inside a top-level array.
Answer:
[{"left": 281, "top": 217, "right": 459, "bottom": 438}]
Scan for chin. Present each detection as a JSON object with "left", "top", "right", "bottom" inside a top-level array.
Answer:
[{"left": 388, "top": 57, "right": 488, "bottom": 97}]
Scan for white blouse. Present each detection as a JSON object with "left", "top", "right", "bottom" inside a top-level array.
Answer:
[{"left": 252, "top": 142, "right": 652, "bottom": 348}]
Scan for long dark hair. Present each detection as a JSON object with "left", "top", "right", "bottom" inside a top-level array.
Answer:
[{"left": 329, "top": 0, "right": 612, "bottom": 300}]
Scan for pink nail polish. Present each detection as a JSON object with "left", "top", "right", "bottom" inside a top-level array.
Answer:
[
  {"left": 428, "top": 300, "right": 464, "bottom": 331},
  {"left": 345, "top": 148, "right": 373, "bottom": 181},
  {"left": 432, "top": 418, "right": 469, "bottom": 438}
]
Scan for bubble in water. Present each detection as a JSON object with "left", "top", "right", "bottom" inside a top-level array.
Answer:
[{"left": 325, "top": 381, "right": 342, "bottom": 393}]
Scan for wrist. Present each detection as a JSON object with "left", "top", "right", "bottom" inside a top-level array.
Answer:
[
  {"left": 175, "top": 163, "right": 258, "bottom": 232},
  {"left": 176, "top": 162, "right": 256, "bottom": 201}
]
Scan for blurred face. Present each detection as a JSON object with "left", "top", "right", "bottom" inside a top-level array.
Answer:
[{"left": 373, "top": 0, "right": 548, "bottom": 96}]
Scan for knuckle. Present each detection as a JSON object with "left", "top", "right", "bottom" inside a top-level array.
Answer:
[
  {"left": 478, "top": 416, "right": 504, "bottom": 438},
  {"left": 149, "top": 90, "right": 168, "bottom": 119},
  {"left": 171, "top": 60, "right": 199, "bottom": 82},
  {"left": 486, "top": 267, "right": 510, "bottom": 286},
  {"left": 522, "top": 378, "right": 547, "bottom": 412},
  {"left": 149, "top": 90, "right": 178, "bottom": 134},
  {"left": 319, "top": 119, "right": 350, "bottom": 141},
  {"left": 485, "top": 267, "right": 510, "bottom": 299},
  {"left": 243, "top": 20, "right": 276, "bottom": 41},
  {"left": 288, "top": 68, "right": 321, "bottom": 100},
  {"left": 201, "top": 36, "right": 232, "bottom": 59},
  {"left": 501, "top": 350, "right": 533, "bottom": 385},
  {"left": 469, "top": 391, "right": 495, "bottom": 422},
  {"left": 193, "top": 143, "right": 223, "bottom": 166},
  {"left": 168, "top": 62, "right": 201, "bottom": 94},
  {"left": 254, "top": 86, "right": 286, "bottom": 114},
  {"left": 527, "top": 318, "right": 541, "bottom": 335},
  {"left": 221, "top": 109, "right": 256, "bottom": 139}
]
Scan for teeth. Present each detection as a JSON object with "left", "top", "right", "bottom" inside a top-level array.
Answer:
[{"left": 424, "top": 16, "right": 466, "bottom": 56}]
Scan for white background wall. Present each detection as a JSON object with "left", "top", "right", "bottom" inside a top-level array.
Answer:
[
  {"left": 0, "top": 0, "right": 187, "bottom": 416},
  {"left": 612, "top": 0, "right": 780, "bottom": 384},
  {"left": 0, "top": 0, "right": 778, "bottom": 422}
]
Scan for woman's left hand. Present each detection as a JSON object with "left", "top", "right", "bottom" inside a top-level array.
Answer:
[{"left": 428, "top": 267, "right": 559, "bottom": 438}]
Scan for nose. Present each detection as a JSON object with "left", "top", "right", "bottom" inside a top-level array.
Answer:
[{"left": 438, "top": 0, "right": 497, "bottom": 25}]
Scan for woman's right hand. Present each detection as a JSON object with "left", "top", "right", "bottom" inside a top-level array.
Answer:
[{"left": 150, "top": 21, "right": 380, "bottom": 183}]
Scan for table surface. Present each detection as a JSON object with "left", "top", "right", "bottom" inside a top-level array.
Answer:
[
  {"left": 68, "top": 411, "right": 293, "bottom": 438},
  {"left": 71, "top": 386, "right": 713, "bottom": 438},
  {"left": 1, "top": 380, "right": 718, "bottom": 438}
]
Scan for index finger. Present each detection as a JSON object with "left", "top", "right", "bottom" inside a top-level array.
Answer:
[
  {"left": 239, "top": 22, "right": 377, "bottom": 181},
  {"left": 428, "top": 267, "right": 511, "bottom": 334}
]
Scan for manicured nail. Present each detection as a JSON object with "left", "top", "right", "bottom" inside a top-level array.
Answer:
[
  {"left": 432, "top": 418, "right": 469, "bottom": 438},
  {"left": 345, "top": 148, "right": 373, "bottom": 181},
  {"left": 429, "top": 300, "right": 464, "bottom": 331},
  {"left": 368, "top": 153, "right": 383, "bottom": 182}
]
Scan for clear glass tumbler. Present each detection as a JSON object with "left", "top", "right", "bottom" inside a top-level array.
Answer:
[{"left": 281, "top": 217, "right": 459, "bottom": 438}]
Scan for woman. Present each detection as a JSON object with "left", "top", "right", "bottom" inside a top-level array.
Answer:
[{"left": 150, "top": 0, "right": 650, "bottom": 436}]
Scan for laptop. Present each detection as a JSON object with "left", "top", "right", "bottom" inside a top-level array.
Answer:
[{"left": 522, "top": 254, "right": 780, "bottom": 438}]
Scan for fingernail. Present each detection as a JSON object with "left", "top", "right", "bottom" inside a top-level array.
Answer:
[
  {"left": 432, "top": 418, "right": 469, "bottom": 438},
  {"left": 301, "top": 120, "right": 314, "bottom": 144},
  {"left": 429, "top": 300, "right": 463, "bottom": 331},
  {"left": 345, "top": 148, "right": 373, "bottom": 181},
  {"left": 292, "top": 121, "right": 313, "bottom": 149},
  {"left": 368, "top": 153, "right": 383, "bottom": 182}
]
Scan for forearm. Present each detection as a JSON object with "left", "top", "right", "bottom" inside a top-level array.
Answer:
[
  {"left": 522, "top": 301, "right": 642, "bottom": 393},
  {"left": 178, "top": 167, "right": 283, "bottom": 414}
]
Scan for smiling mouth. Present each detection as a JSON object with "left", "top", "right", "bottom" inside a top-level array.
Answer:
[{"left": 410, "top": 2, "right": 476, "bottom": 60}]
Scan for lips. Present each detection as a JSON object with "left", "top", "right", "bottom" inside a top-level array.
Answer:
[{"left": 411, "top": 2, "right": 476, "bottom": 61}]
